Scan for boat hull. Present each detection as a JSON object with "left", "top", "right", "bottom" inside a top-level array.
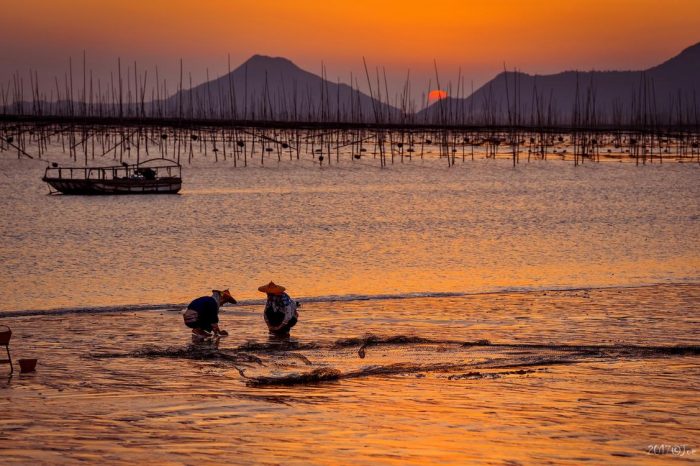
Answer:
[{"left": 42, "top": 177, "right": 181, "bottom": 195}]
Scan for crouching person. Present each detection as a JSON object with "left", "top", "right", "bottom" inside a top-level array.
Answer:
[
  {"left": 258, "top": 282, "right": 299, "bottom": 336},
  {"left": 183, "top": 289, "right": 237, "bottom": 338}
]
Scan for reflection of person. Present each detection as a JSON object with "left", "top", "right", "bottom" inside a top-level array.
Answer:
[
  {"left": 258, "top": 282, "right": 299, "bottom": 336},
  {"left": 183, "top": 289, "right": 237, "bottom": 338}
]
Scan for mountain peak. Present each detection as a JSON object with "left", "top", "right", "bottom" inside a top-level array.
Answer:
[{"left": 242, "top": 54, "right": 297, "bottom": 69}]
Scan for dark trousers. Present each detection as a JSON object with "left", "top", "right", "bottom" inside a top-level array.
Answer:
[{"left": 270, "top": 316, "right": 297, "bottom": 335}]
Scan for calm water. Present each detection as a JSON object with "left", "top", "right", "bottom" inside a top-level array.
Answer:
[
  {"left": 0, "top": 148, "right": 698, "bottom": 312},
  {"left": 2, "top": 285, "right": 699, "bottom": 464},
  {"left": 1, "top": 147, "right": 699, "bottom": 464}
]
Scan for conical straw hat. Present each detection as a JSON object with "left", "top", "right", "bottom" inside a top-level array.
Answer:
[
  {"left": 213, "top": 289, "right": 237, "bottom": 304},
  {"left": 258, "top": 281, "right": 286, "bottom": 295}
]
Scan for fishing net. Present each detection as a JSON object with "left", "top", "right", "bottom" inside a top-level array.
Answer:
[{"left": 91, "top": 334, "right": 700, "bottom": 387}]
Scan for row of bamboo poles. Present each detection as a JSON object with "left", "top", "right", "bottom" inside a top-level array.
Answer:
[
  {"left": 3, "top": 55, "right": 699, "bottom": 125},
  {"left": 1, "top": 56, "right": 699, "bottom": 167},
  {"left": 2, "top": 121, "right": 699, "bottom": 169}
]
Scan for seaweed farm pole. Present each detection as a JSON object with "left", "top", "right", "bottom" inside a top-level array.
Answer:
[
  {"left": 81, "top": 50, "right": 87, "bottom": 117},
  {"left": 380, "top": 67, "right": 395, "bottom": 165},
  {"left": 66, "top": 63, "right": 78, "bottom": 161},
  {"left": 69, "top": 56, "right": 75, "bottom": 117},
  {"left": 362, "top": 57, "right": 385, "bottom": 167},
  {"left": 117, "top": 57, "right": 123, "bottom": 119},
  {"left": 178, "top": 59, "right": 183, "bottom": 120},
  {"left": 503, "top": 64, "right": 516, "bottom": 167},
  {"left": 176, "top": 59, "right": 183, "bottom": 164},
  {"left": 336, "top": 77, "right": 341, "bottom": 163},
  {"left": 436, "top": 62, "right": 452, "bottom": 167}
]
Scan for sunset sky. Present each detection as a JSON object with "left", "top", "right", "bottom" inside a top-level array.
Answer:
[{"left": 2, "top": 0, "right": 699, "bottom": 100}]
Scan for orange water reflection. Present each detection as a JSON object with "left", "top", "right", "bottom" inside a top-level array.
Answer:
[
  {"left": 1, "top": 284, "right": 698, "bottom": 463},
  {"left": 1, "top": 150, "right": 699, "bottom": 312}
]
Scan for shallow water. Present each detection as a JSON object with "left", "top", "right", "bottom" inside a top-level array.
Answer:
[
  {"left": 1, "top": 285, "right": 699, "bottom": 464},
  {"left": 0, "top": 147, "right": 698, "bottom": 312},
  {"left": 1, "top": 144, "right": 699, "bottom": 463}
]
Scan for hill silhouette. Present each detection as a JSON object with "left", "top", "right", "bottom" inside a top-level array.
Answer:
[
  {"left": 4, "top": 43, "right": 699, "bottom": 125},
  {"left": 418, "top": 42, "right": 700, "bottom": 125},
  {"left": 164, "top": 55, "right": 399, "bottom": 122}
]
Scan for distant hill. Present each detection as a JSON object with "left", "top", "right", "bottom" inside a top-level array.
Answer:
[
  {"left": 4, "top": 43, "right": 699, "bottom": 126},
  {"left": 418, "top": 42, "right": 700, "bottom": 125},
  {"left": 163, "top": 55, "right": 400, "bottom": 123},
  {"left": 1, "top": 55, "right": 400, "bottom": 123}
]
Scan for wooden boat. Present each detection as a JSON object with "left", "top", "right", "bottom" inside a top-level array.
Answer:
[{"left": 42, "top": 158, "right": 182, "bottom": 195}]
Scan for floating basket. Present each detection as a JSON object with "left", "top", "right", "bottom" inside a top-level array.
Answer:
[
  {"left": 0, "top": 325, "right": 11, "bottom": 346},
  {"left": 1, "top": 325, "right": 12, "bottom": 374},
  {"left": 19, "top": 358, "right": 38, "bottom": 373}
]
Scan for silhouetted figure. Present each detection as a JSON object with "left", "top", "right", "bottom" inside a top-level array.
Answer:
[
  {"left": 258, "top": 282, "right": 299, "bottom": 336},
  {"left": 183, "top": 289, "right": 237, "bottom": 339}
]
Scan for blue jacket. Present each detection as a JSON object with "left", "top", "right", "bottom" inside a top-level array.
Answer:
[{"left": 187, "top": 296, "right": 219, "bottom": 326}]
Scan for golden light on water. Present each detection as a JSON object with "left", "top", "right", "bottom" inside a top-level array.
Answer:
[{"left": 1, "top": 0, "right": 699, "bottom": 463}]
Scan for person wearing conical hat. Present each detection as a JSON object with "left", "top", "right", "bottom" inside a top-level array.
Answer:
[
  {"left": 183, "top": 289, "right": 237, "bottom": 338},
  {"left": 258, "top": 282, "right": 299, "bottom": 336}
]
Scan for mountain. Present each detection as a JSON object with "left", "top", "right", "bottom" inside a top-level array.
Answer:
[
  {"left": 4, "top": 43, "right": 699, "bottom": 126},
  {"left": 1, "top": 55, "right": 400, "bottom": 123},
  {"left": 418, "top": 42, "right": 700, "bottom": 125},
  {"left": 163, "top": 55, "right": 399, "bottom": 123}
]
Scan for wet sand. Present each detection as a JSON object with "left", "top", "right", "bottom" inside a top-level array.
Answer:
[{"left": 1, "top": 284, "right": 698, "bottom": 464}]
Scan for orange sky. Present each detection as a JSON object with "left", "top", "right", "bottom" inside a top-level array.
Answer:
[{"left": 2, "top": 0, "right": 699, "bottom": 99}]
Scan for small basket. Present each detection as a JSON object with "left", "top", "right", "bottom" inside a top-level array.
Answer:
[
  {"left": 19, "top": 359, "right": 37, "bottom": 373},
  {"left": 0, "top": 325, "right": 11, "bottom": 346}
]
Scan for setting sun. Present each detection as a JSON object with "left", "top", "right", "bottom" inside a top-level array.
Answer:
[
  {"left": 1, "top": 1, "right": 698, "bottom": 464},
  {"left": 428, "top": 89, "right": 448, "bottom": 103}
]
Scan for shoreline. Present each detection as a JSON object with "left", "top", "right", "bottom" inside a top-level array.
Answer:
[
  {"left": 2, "top": 282, "right": 698, "bottom": 464},
  {"left": 2, "top": 280, "right": 698, "bottom": 318}
]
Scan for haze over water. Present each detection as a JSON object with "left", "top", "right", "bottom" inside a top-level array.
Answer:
[{"left": 1, "top": 149, "right": 698, "bottom": 313}]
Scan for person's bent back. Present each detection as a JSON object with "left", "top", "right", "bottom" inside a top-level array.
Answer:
[
  {"left": 183, "top": 289, "right": 237, "bottom": 338},
  {"left": 258, "top": 282, "right": 299, "bottom": 336}
]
